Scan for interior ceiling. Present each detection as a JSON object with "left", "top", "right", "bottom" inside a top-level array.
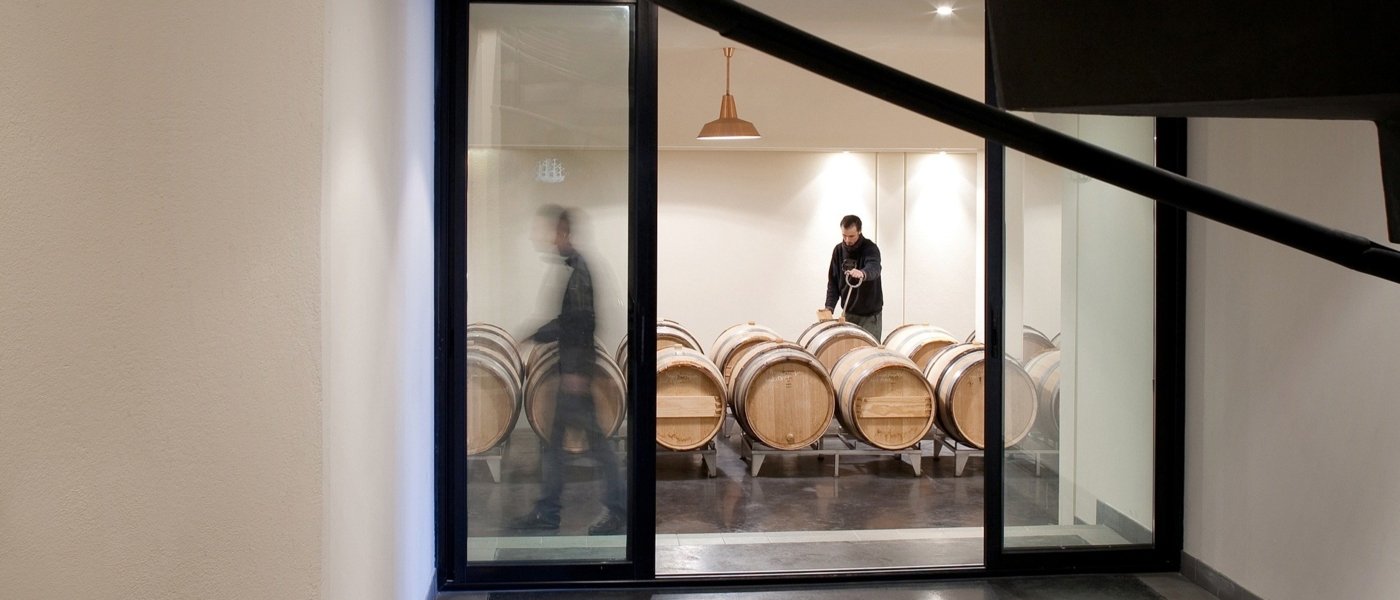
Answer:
[
  {"left": 471, "top": 1, "right": 986, "bottom": 148},
  {"left": 660, "top": 0, "right": 985, "bottom": 51}
]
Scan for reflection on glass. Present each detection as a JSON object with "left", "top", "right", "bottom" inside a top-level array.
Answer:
[
  {"left": 1003, "top": 114, "right": 1156, "bottom": 549},
  {"left": 465, "top": 3, "right": 631, "bottom": 563}
]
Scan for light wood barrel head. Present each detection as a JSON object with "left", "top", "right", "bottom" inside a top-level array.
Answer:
[
  {"left": 466, "top": 346, "right": 522, "bottom": 455},
  {"left": 730, "top": 342, "right": 834, "bottom": 450},
  {"left": 524, "top": 345, "right": 626, "bottom": 453},
  {"left": 1022, "top": 325, "right": 1055, "bottom": 363},
  {"left": 831, "top": 346, "right": 935, "bottom": 450},
  {"left": 1025, "top": 349, "right": 1062, "bottom": 437},
  {"left": 925, "top": 343, "right": 1038, "bottom": 449},
  {"left": 1003, "top": 359, "right": 1038, "bottom": 447},
  {"left": 655, "top": 347, "right": 726, "bottom": 451}
]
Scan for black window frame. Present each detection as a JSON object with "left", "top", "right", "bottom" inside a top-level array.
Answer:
[{"left": 435, "top": 0, "right": 1187, "bottom": 590}]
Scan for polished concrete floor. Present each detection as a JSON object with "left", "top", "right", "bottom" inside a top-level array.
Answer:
[
  {"left": 441, "top": 573, "right": 1220, "bottom": 599},
  {"left": 465, "top": 423, "right": 1115, "bottom": 574}
]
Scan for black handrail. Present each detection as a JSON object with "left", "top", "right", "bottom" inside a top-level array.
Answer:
[{"left": 654, "top": 0, "right": 1400, "bottom": 284}]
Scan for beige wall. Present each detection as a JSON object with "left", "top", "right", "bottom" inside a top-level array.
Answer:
[
  {"left": 1186, "top": 118, "right": 1400, "bottom": 599},
  {"left": 0, "top": 2, "right": 323, "bottom": 599}
]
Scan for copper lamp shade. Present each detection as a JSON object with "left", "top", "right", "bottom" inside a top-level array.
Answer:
[{"left": 697, "top": 48, "right": 761, "bottom": 140}]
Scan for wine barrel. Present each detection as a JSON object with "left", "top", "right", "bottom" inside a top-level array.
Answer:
[
  {"left": 524, "top": 342, "right": 627, "bottom": 453},
  {"left": 525, "top": 336, "right": 609, "bottom": 376},
  {"left": 467, "top": 322, "right": 525, "bottom": 380},
  {"left": 655, "top": 347, "right": 727, "bottom": 451},
  {"left": 797, "top": 320, "right": 879, "bottom": 372},
  {"left": 923, "top": 343, "right": 1037, "bottom": 449},
  {"left": 614, "top": 319, "right": 704, "bottom": 379},
  {"left": 659, "top": 319, "right": 704, "bottom": 353},
  {"left": 1025, "top": 349, "right": 1062, "bottom": 438},
  {"left": 729, "top": 341, "right": 835, "bottom": 450},
  {"left": 709, "top": 322, "right": 783, "bottom": 385},
  {"left": 615, "top": 334, "right": 628, "bottom": 370},
  {"left": 830, "top": 347, "right": 936, "bottom": 450},
  {"left": 882, "top": 324, "right": 960, "bottom": 371},
  {"left": 1022, "top": 325, "right": 1056, "bottom": 363},
  {"left": 466, "top": 344, "right": 522, "bottom": 455}
]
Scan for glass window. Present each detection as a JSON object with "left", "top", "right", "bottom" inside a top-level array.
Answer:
[
  {"left": 464, "top": 2, "right": 633, "bottom": 563},
  {"left": 1003, "top": 114, "right": 1157, "bottom": 549}
]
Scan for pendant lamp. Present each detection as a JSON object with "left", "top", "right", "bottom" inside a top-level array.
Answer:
[{"left": 697, "top": 47, "right": 761, "bottom": 140}]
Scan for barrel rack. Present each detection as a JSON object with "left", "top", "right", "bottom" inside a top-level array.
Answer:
[
  {"left": 737, "top": 430, "right": 924, "bottom": 477},
  {"left": 467, "top": 441, "right": 508, "bottom": 483},
  {"left": 656, "top": 440, "right": 719, "bottom": 478},
  {"left": 926, "top": 432, "right": 1059, "bottom": 477}
]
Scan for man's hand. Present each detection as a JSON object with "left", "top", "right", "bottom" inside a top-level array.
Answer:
[{"left": 846, "top": 268, "right": 866, "bottom": 280}]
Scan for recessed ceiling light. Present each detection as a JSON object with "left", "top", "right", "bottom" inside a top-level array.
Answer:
[{"left": 936, "top": 5, "right": 954, "bottom": 17}]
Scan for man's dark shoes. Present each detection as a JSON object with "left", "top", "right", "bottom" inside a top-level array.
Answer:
[
  {"left": 507, "top": 511, "right": 559, "bottom": 533},
  {"left": 587, "top": 511, "right": 625, "bottom": 536}
]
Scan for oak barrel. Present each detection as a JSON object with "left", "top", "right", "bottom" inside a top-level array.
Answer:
[
  {"left": 729, "top": 341, "right": 835, "bottom": 450},
  {"left": 467, "top": 322, "right": 525, "bottom": 380},
  {"left": 797, "top": 320, "right": 879, "bottom": 372},
  {"left": 524, "top": 342, "right": 627, "bottom": 453},
  {"left": 655, "top": 347, "right": 727, "bottom": 451},
  {"left": 709, "top": 322, "right": 784, "bottom": 386},
  {"left": 923, "top": 343, "right": 1037, "bottom": 449},
  {"left": 615, "top": 319, "right": 704, "bottom": 379},
  {"left": 1025, "top": 349, "right": 1061, "bottom": 438},
  {"left": 1022, "top": 325, "right": 1056, "bottom": 363},
  {"left": 659, "top": 319, "right": 704, "bottom": 353},
  {"left": 882, "top": 324, "right": 960, "bottom": 371},
  {"left": 465, "top": 344, "right": 522, "bottom": 455},
  {"left": 830, "top": 347, "right": 936, "bottom": 450},
  {"left": 524, "top": 337, "right": 609, "bottom": 376}
]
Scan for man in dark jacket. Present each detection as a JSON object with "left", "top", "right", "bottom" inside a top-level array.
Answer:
[
  {"left": 823, "top": 214, "right": 883, "bottom": 340},
  {"left": 509, "top": 205, "right": 626, "bottom": 536}
]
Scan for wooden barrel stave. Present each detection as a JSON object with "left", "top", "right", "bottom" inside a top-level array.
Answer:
[
  {"left": 1022, "top": 325, "right": 1056, "bottom": 363},
  {"left": 923, "top": 343, "right": 1038, "bottom": 449},
  {"left": 657, "top": 319, "right": 704, "bottom": 354},
  {"left": 1025, "top": 349, "right": 1062, "bottom": 438},
  {"left": 798, "top": 320, "right": 879, "bottom": 372},
  {"left": 831, "top": 346, "right": 936, "bottom": 450},
  {"left": 730, "top": 341, "right": 834, "bottom": 450},
  {"left": 655, "top": 347, "right": 726, "bottom": 451},
  {"left": 466, "top": 345, "right": 522, "bottom": 455},
  {"left": 883, "top": 324, "right": 960, "bottom": 371},
  {"left": 710, "top": 322, "right": 784, "bottom": 387},
  {"left": 524, "top": 343, "right": 627, "bottom": 453}
]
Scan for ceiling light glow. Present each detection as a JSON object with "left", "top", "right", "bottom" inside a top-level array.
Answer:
[{"left": 935, "top": 5, "right": 954, "bottom": 17}]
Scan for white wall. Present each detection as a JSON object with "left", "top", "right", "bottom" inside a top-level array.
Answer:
[
  {"left": 1186, "top": 118, "right": 1400, "bottom": 599},
  {"left": 903, "top": 152, "right": 983, "bottom": 338},
  {"left": 466, "top": 148, "right": 631, "bottom": 351},
  {"left": 0, "top": 2, "right": 323, "bottom": 599},
  {"left": 1069, "top": 116, "right": 1156, "bottom": 529},
  {"left": 322, "top": 0, "right": 436, "bottom": 599},
  {"left": 658, "top": 150, "right": 981, "bottom": 347},
  {"left": 1006, "top": 114, "right": 1156, "bottom": 533}
]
